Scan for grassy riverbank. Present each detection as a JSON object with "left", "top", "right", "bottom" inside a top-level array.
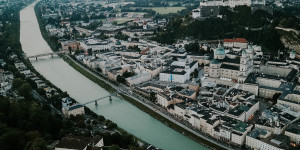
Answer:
[
  {"left": 63, "top": 55, "right": 226, "bottom": 150},
  {"left": 31, "top": 2, "right": 148, "bottom": 149},
  {"left": 120, "top": 94, "right": 225, "bottom": 150},
  {"left": 61, "top": 56, "right": 116, "bottom": 93},
  {"left": 34, "top": 2, "right": 60, "bottom": 52}
]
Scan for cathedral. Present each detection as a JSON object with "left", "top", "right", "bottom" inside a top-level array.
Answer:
[{"left": 204, "top": 43, "right": 255, "bottom": 81}]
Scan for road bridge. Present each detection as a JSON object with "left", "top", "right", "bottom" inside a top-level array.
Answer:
[
  {"left": 81, "top": 92, "right": 119, "bottom": 106},
  {"left": 25, "top": 51, "right": 66, "bottom": 60}
]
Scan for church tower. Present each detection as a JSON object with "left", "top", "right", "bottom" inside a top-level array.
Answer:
[
  {"left": 185, "top": 60, "right": 190, "bottom": 73},
  {"left": 290, "top": 49, "right": 296, "bottom": 59},
  {"left": 240, "top": 50, "right": 248, "bottom": 76}
]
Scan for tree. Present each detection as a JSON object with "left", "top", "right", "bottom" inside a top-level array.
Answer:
[
  {"left": 192, "top": 69, "right": 199, "bottom": 78},
  {"left": 0, "top": 98, "right": 10, "bottom": 114},
  {"left": 115, "top": 31, "right": 129, "bottom": 40},
  {"left": 68, "top": 46, "right": 72, "bottom": 54},
  {"left": 96, "top": 68, "right": 102, "bottom": 73},
  {"left": 109, "top": 145, "right": 120, "bottom": 150},
  {"left": 26, "top": 77, "right": 37, "bottom": 89},
  {"left": 97, "top": 115, "right": 106, "bottom": 122},
  {"left": 0, "top": 129, "right": 26, "bottom": 150},
  {"left": 72, "top": 28, "right": 77, "bottom": 34},
  {"left": 25, "top": 138, "right": 48, "bottom": 150},
  {"left": 18, "top": 83, "right": 32, "bottom": 99},
  {"left": 112, "top": 21, "right": 118, "bottom": 26},
  {"left": 77, "top": 120, "right": 86, "bottom": 128},
  {"left": 25, "top": 130, "right": 41, "bottom": 141},
  {"left": 128, "top": 45, "right": 140, "bottom": 52},
  {"left": 149, "top": 92, "right": 156, "bottom": 103},
  {"left": 272, "top": 93, "right": 281, "bottom": 101},
  {"left": 111, "top": 132, "right": 122, "bottom": 145},
  {"left": 74, "top": 49, "right": 80, "bottom": 55},
  {"left": 116, "top": 75, "right": 125, "bottom": 83},
  {"left": 12, "top": 78, "right": 26, "bottom": 89},
  {"left": 36, "top": 88, "right": 46, "bottom": 97},
  {"left": 122, "top": 71, "right": 135, "bottom": 78},
  {"left": 97, "top": 33, "right": 108, "bottom": 40},
  {"left": 105, "top": 120, "right": 117, "bottom": 130},
  {"left": 88, "top": 48, "right": 92, "bottom": 56},
  {"left": 184, "top": 42, "right": 200, "bottom": 53}
]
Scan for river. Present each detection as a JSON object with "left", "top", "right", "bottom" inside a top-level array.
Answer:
[{"left": 20, "top": 1, "right": 209, "bottom": 150}]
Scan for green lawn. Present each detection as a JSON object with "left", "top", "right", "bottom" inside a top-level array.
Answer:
[
  {"left": 136, "top": 7, "right": 186, "bottom": 14},
  {"left": 62, "top": 56, "right": 116, "bottom": 93},
  {"left": 114, "top": 18, "right": 134, "bottom": 25},
  {"left": 168, "top": 1, "right": 180, "bottom": 6}
]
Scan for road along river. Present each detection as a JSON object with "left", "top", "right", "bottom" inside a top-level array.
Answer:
[{"left": 20, "top": 1, "right": 210, "bottom": 150}]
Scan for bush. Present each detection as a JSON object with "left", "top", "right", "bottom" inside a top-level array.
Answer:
[{"left": 97, "top": 115, "right": 106, "bottom": 122}]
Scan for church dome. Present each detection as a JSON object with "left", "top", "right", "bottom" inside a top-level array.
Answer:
[
  {"left": 242, "top": 49, "right": 247, "bottom": 54},
  {"left": 215, "top": 47, "right": 225, "bottom": 55},
  {"left": 204, "top": 55, "right": 210, "bottom": 60},
  {"left": 115, "top": 40, "right": 121, "bottom": 45},
  {"left": 210, "top": 59, "right": 221, "bottom": 64},
  {"left": 290, "top": 50, "right": 296, "bottom": 55},
  {"left": 290, "top": 49, "right": 297, "bottom": 59},
  {"left": 248, "top": 45, "right": 254, "bottom": 52}
]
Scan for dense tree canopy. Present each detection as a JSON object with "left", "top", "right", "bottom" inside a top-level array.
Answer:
[
  {"left": 184, "top": 41, "right": 200, "bottom": 53},
  {"left": 0, "top": 98, "right": 63, "bottom": 150},
  {"left": 152, "top": 6, "right": 289, "bottom": 55}
]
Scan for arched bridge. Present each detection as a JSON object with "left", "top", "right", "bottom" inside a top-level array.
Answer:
[
  {"left": 25, "top": 51, "right": 66, "bottom": 60},
  {"left": 81, "top": 92, "right": 120, "bottom": 106}
]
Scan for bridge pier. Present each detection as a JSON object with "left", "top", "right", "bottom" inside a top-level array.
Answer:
[
  {"left": 51, "top": 54, "right": 53, "bottom": 58},
  {"left": 95, "top": 101, "right": 98, "bottom": 106},
  {"left": 109, "top": 96, "right": 112, "bottom": 102},
  {"left": 36, "top": 57, "right": 38, "bottom": 61}
]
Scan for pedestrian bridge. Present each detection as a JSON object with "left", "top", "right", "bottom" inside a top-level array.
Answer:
[
  {"left": 81, "top": 91, "right": 120, "bottom": 106},
  {"left": 25, "top": 51, "right": 66, "bottom": 60}
]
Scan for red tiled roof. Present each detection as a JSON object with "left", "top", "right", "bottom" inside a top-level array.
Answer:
[
  {"left": 224, "top": 39, "right": 234, "bottom": 43},
  {"left": 140, "top": 47, "right": 150, "bottom": 55},
  {"left": 223, "top": 38, "right": 247, "bottom": 43},
  {"left": 235, "top": 38, "right": 247, "bottom": 43}
]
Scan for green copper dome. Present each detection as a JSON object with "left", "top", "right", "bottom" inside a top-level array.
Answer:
[
  {"left": 242, "top": 49, "right": 247, "bottom": 54},
  {"left": 248, "top": 45, "right": 254, "bottom": 51},
  {"left": 210, "top": 59, "right": 221, "bottom": 64},
  {"left": 204, "top": 55, "right": 210, "bottom": 60},
  {"left": 290, "top": 50, "right": 296, "bottom": 55},
  {"left": 215, "top": 47, "right": 225, "bottom": 55},
  {"left": 115, "top": 40, "right": 121, "bottom": 45}
]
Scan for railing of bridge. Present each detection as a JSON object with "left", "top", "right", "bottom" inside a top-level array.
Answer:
[
  {"left": 25, "top": 51, "right": 66, "bottom": 59},
  {"left": 81, "top": 91, "right": 119, "bottom": 106}
]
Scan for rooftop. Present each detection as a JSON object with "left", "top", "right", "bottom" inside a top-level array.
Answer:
[
  {"left": 247, "top": 128, "right": 269, "bottom": 139},
  {"left": 285, "top": 119, "right": 300, "bottom": 134},
  {"left": 224, "top": 38, "right": 247, "bottom": 43},
  {"left": 220, "top": 64, "right": 239, "bottom": 70},
  {"left": 211, "top": 59, "right": 221, "bottom": 64}
]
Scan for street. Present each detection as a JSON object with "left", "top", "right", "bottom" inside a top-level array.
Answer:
[{"left": 65, "top": 54, "right": 236, "bottom": 150}]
